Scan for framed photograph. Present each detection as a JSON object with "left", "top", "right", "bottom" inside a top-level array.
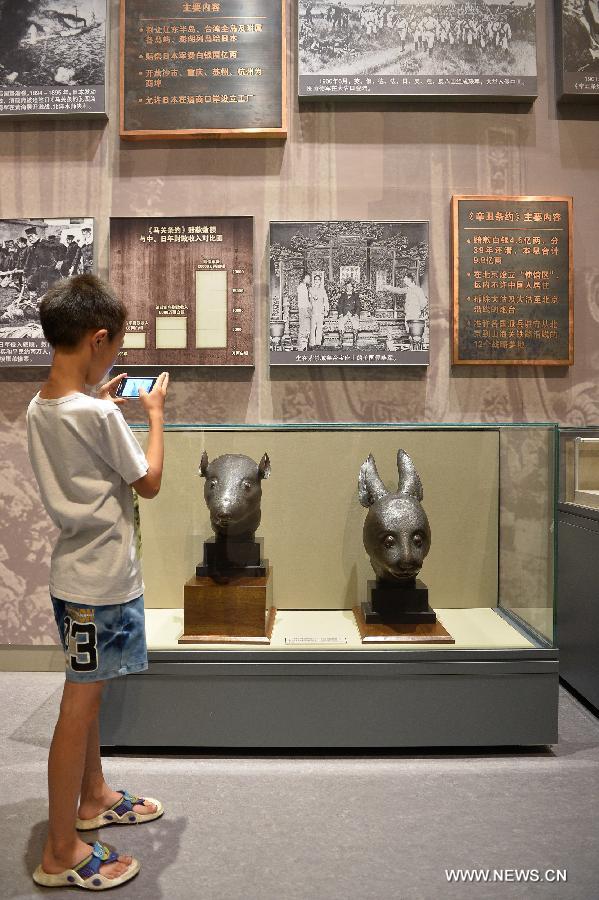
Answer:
[
  {"left": 269, "top": 220, "right": 430, "bottom": 367},
  {"left": 452, "top": 196, "right": 574, "bottom": 366},
  {"left": 120, "top": 0, "right": 286, "bottom": 139},
  {"left": 298, "top": 0, "right": 538, "bottom": 101},
  {"left": 0, "top": 1, "right": 107, "bottom": 117},
  {"left": 0, "top": 218, "right": 94, "bottom": 366},
  {"left": 109, "top": 217, "right": 254, "bottom": 367},
  {"left": 555, "top": 0, "right": 599, "bottom": 100}
]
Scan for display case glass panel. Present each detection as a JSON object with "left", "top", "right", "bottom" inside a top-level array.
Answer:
[
  {"left": 133, "top": 423, "right": 557, "bottom": 651},
  {"left": 560, "top": 427, "right": 599, "bottom": 510}
]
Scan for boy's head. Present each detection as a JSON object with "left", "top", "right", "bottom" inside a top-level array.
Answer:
[{"left": 40, "top": 274, "right": 128, "bottom": 384}]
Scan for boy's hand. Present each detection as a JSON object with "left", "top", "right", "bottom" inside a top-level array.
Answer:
[
  {"left": 98, "top": 373, "right": 127, "bottom": 406},
  {"left": 139, "top": 371, "right": 169, "bottom": 419}
]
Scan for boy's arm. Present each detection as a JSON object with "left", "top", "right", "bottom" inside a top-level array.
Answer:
[{"left": 131, "top": 372, "right": 169, "bottom": 500}]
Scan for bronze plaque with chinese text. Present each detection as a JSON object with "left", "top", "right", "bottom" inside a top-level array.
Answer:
[
  {"left": 120, "top": 0, "right": 286, "bottom": 138},
  {"left": 452, "top": 196, "right": 573, "bottom": 366}
]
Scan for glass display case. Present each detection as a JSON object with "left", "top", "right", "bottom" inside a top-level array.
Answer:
[
  {"left": 134, "top": 423, "right": 557, "bottom": 650},
  {"left": 557, "top": 428, "right": 599, "bottom": 711},
  {"left": 101, "top": 424, "right": 560, "bottom": 749},
  {"left": 560, "top": 428, "right": 599, "bottom": 511}
]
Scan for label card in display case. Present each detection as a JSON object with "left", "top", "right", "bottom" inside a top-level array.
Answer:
[
  {"left": 298, "top": 0, "right": 538, "bottom": 101},
  {"left": 110, "top": 217, "right": 254, "bottom": 367},
  {"left": 0, "top": 218, "right": 94, "bottom": 366},
  {"left": 120, "top": 0, "right": 286, "bottom": 139},
  {"left": 269, "top": 221, "right": 430, "bottom": 367},
  {"left": 452, "top": 196, "right": 573, "bottom": 366},
  {"left": 0, "top": 1, "right": 107, "bottom": 117},
  {"left": 555, "top": 0, "right": 599, "bottom": 101}
]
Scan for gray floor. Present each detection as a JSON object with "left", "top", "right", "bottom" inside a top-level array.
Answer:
[{"left": 1, "top": 674, "right": 598, "bottom": 900}]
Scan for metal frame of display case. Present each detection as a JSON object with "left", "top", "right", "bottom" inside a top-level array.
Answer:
[{"left": 101, "top": 424, "right": 559, "bottom": 750}]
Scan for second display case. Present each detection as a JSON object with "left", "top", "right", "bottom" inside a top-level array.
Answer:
[{"left": 102, "top": 423, "right": 559, "bottom": 749}]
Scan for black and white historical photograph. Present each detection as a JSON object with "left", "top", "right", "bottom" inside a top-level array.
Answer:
[
  {"left": 269, "top": 221, "right": 430, "bottom": 366},
  {"left": 298, "top": 0, "right": 537, "bottom": 99},
  {"left": 0, "top": 0, "right": 106, "bottom": 116},
  {"left": 0, "top": 218, "right": 94, "bottom": 365},
  {"left": 556, "top": 0, "right": 599, "bottom": 98}
]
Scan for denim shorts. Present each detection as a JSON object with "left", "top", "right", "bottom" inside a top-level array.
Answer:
[{"left": 51, "top": 595, "right": 148, "bottom": 683}]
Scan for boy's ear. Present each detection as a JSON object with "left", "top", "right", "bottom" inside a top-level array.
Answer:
[{"left": 91, "top": 328, "right": 108, "bottom": 348}]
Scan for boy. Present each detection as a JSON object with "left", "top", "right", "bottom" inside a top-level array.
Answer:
[{"left": 27, "top": 274, "right": 168, "bottom": 890}]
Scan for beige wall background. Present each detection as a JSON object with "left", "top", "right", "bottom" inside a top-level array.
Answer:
[{"left": 0, "top": 1, "right": 597, "bottom": 643}]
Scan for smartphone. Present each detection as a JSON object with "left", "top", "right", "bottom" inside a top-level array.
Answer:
[{"left": 115, "top": 376, "right": 158, "bottom": 399}]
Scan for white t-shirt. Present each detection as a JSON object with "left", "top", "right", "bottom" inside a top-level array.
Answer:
[{"left": 26, "top": 392, "right": 149, "bottom": 606}]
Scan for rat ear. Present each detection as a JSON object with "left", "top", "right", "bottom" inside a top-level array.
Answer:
[
  {"left": 258, "top": 453, "right": 271, "bottom": 480},
  {"left": 358, "top": 455, "right": 388, "bottom": 508},
  {"left": 199, "top": 451, "right": 209, "bottom": 478},
  {"left": 397, "top": 449, "right": 423, "bottom": 501}
]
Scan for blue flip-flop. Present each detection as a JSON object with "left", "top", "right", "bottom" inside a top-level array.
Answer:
[
  {"left": 76, "top": 790, "right": 164, "bottom": 831},
  {"left": 33, "top": 840, "right": 140, "bottom": 890}
]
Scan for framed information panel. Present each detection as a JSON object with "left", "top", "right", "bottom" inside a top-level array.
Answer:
[
  {"left": 0, "top": 217, "right": 94, "bottom": 366},
  {"left": 110, "top": 217, "right": 254, "bottom": 367},
  {"left": 555, "top": 0, "right": 599, "bottom": 101},
  {"left": 452, "top": 196, "right": 573, "bottom": 367},
  {"left": 120, "top": 0, "right": 286, "bottom": 139},
  {"left": 270, "top": 220, "right": 430, "bottom": 367},
  {"left": 0, "top": 1, "right": 107, "bottom": 117},
  {"left": 298, "top": 0, "right": 538, "bottom": 101}
]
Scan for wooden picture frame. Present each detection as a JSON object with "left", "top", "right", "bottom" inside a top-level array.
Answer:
[
  {"left": 109, "top": 216, "right": 255, "bottom": 367},
  {"left": 451, "top": 195, "right": 574, "bottom": 367},
  {"left": 120, "top": 0, "right": 287, "bottom": 140}
]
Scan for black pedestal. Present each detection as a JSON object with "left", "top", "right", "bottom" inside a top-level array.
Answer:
[
  {"left": 196, "top": 537, "right": 267, "bottom": 579},
  {"left": 362, "top": 578, "right": 436, "bottom": 625}
]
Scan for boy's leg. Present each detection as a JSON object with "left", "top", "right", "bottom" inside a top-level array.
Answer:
[
  {"left": 42, "top": 679, "right": 132, "bottom": 879},
  {"left": 78, "top": 712, "right": 157, "bottom": 819}
]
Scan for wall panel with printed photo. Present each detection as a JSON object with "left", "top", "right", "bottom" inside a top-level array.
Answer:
[
  {"left": 555, "top": 0, "right": 599, "bottom": 100},
  {"left": 0, "top": 217, "right": 94, "bottom": 366},
  {"left": 298, "top": 0, "right": 538, "bottom": 100},
  {"left": 0, "top": 0, "right": 107, "bottom": 117},
  {"left": 269, "top": 221, "right": 430, "bottom": 367}
]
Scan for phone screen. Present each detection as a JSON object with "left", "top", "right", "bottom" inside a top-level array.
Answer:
[{"left": 118, "top": 377, "right": 157, "bottom": 398}]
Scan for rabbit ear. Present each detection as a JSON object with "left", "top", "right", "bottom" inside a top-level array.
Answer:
[
  {"left": 397, "top": 449, "right": 423, "bottom": 501},
  {"left": 358, "top": 455, "right": 388, "bottom": 508},
  {"left": 199, "top": 451, "right": 209, "bottom": 478},
  {"left": 258, "top": 453, "right": 271, "bottom": 480}
]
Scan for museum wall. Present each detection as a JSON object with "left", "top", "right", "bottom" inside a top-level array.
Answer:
[{"left": 0, "top": 0, "right": 598, "bottom": 644}]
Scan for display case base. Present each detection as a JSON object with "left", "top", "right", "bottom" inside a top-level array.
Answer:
[
  {"left": 100, "top": 608, "right": 558, "bottom": 749},
  {"left": 352, "top": 606, "right": 455, "bottom": 644},
  {"left": 179, "top": 606, "right": 276, "bottom": 645},
  {"left": 179, "top": 567, "right": 275, "bottom": 644}
]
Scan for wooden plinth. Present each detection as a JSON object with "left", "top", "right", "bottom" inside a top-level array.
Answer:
[
  {"left": 352, "top": 606, "right": 455, "bottom": 644},
  {"left": 179, "top": 567, "right": 275, "bottom": 644}
]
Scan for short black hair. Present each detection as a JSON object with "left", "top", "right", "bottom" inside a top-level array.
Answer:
[{"left": 39, "top": 274, "right": 128, "bottom": 348}]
